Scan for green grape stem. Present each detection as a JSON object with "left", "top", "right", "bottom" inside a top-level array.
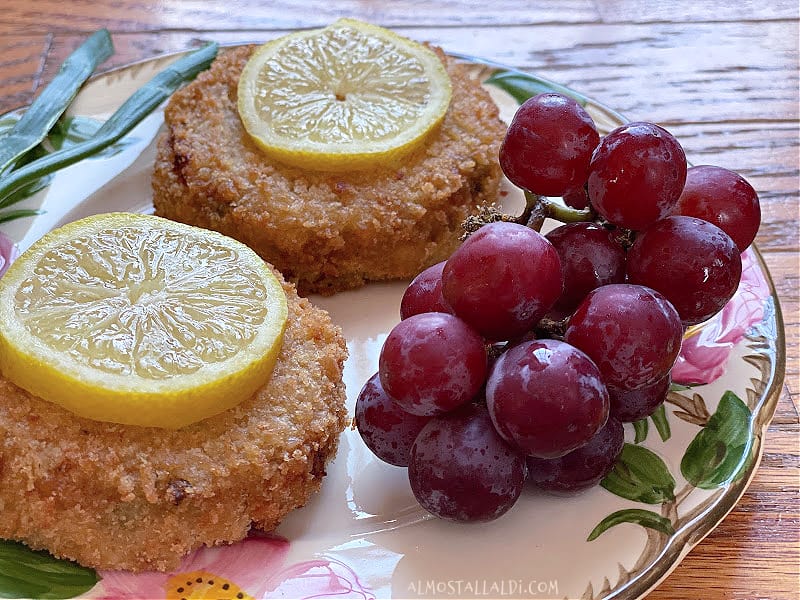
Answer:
[
  {"left": 462, "top": 191, "right": 596, "bottom": 239},
  {"left": 523, "top": 191, "right": 594, "bottom": 231}
]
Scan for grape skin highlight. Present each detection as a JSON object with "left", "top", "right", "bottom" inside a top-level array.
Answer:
[
  {"left": 674, "top": 164, "right": 761, "bottom": 252},
  {"left": 355, "top": 373, "right": 432, "bottom": 467},
  {"left": 379, "top": 312, "right": 487, "bottom": 416},
  {"left": 408, "top": 403, "right": 527, "bottom": 522},
  {"left": 565, "top": 284, "right": 683, "bottom": 391},
  {"left": 627, "top": 215, "right": 742, "bottom": 326},
  {"left": 609, "top": 374, "right": 670, "bottom": 423},
  {"left": 499, "top": 93, "right": 600, "bottom": 197},
  {"left": 527, "top": 417, "right": 624, "bottom": 494},
  {"left": 486, "top": 338, "right": 610, "bottom": 458},
  {"left": 545, "top": 222, "right": 626, "bottom": 315},
  {"left": 400, "top": 260, "right": 454, "bottom": 320},
  {"left": 442, "top": 221, "right": 562, "bottom": 341},
  {"left": 588, "top": 121, "right": 687, "bottom": 231}
]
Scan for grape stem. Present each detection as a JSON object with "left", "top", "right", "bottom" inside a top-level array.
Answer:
[
  {"left": 523, "top": 191, "right": 594, "bottom": 231},
  {"left": 460, "top": 204, "right": 517, "bottom": 239},
  {"left": 534, "top": 315, "right": 568, "bottom": 340},
  {"left": 462, "top": 191, "right": 594, "bottom": 239},
  {"left": 613, "top": 227, "right": 637, "bottom": 250}
]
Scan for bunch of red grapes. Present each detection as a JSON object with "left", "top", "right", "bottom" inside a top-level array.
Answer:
[{"left": 355, "top": 92, "right": 760, "bottom": 523}]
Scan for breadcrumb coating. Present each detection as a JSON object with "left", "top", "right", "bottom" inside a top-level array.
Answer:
[
  {"left": 0, "top": 272, "right": 347, "bottom": 572},
  {"left": 152, "top": 45, "right": 506, "bottom": 295}
]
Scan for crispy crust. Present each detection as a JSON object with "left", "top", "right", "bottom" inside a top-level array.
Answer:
[
  {"left": 152, "top": 45, "right": 506, "bottom": 295},
  {"left": 0, "top": 272, "right": 347, "bottom": 572}
]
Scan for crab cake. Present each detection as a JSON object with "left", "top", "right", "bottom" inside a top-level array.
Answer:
[
  {"left": 0, "top": 272, "right": 347, "bottom": 572},
  {"left": 152, "top": 45, "right": 506, "bottom": 296}
]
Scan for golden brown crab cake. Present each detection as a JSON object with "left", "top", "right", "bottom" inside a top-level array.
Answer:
[
  {"left": 152, "top": 45, "right": 506, "bottom": 295},
  {"left": 0, "top": 271, "right": 347, "bottom": 572}
]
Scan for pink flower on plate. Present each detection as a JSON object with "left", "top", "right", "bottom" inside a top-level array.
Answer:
[
  {"left": 91, "top": 535, "right": 372, "bottom": 600},
  {"left": 0, "top": 229, "right": 19, "bottom": 277},
  {"left": 672, "top": 249, "right": 771, "bottom": 385},
  {"left": 266, "top": 559, "right": 374, "bottom": 600}
]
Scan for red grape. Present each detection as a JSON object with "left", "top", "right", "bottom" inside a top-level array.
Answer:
[
  {"left": 545, "top": 222, "right": 626, "bottom": 314},
  {"left": 379, "top": 312, "right": 487, "bottom": 416},
  {"left": 499, "top": 93, "right": 600, "bottom": 197},
  {"left": 673, "top": 165, "right": 761, "bottom": 252},
  {"left": 354, "top": 373, "right": 432, "bottom": 467},
  {"left": 627, "top": 215, "right": 742, "bottom": 325},
  {"left": 352, "top": 76, "right": 767, "bottom": 526},
  {"left": 563, "top": 186, "right": 590, "bottom": 209},
  {"left": 527, "top": 417, "right": 624, "bottom": 494},
  {"left": 609, "top": 374, "right": 670, "bottom": 423},
  {"left": 408, "top": 403, "right": 527, "bottom": 522},
  {"left": 485, "top": 339, "right": 610, "bottom": 458},
  {"left": 565, "top": 284, "right": 683, "bottom": 391},
  {"left": 400, "top": 261, "right": 453, "bottom": 320},
  {"left": 442, "top": 221, "right": 562, "bottom": 341},
  {"left": 588, "top": 121, "right": 687, "bottom": 230}
]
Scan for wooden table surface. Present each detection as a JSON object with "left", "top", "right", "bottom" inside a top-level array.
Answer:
[{"left": 0, "top": 1, "right": 797, "bottom": 598}]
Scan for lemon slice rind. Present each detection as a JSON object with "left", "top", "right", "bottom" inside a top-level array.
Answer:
[
  {"left": 237, "top": 18, "right": 453, "bottom": 172},
  {"left": 0, "top": 213, "right": 288, "bottom": 429}
]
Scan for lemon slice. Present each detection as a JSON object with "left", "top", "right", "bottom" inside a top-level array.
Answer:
[
  {"left": 0, "top": 213, "right": 288, "bottom": 429},
  {"left": 237, "top": 18, "right": 453, "bottom": 171}
]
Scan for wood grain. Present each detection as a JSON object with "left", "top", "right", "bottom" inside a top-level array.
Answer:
[
  {"left": 0, "top": 35, "right": 50, "bottom": 114},
  {"left": 594, "top": 0, "right": 800, "bottom": 23},
  {"left": 0, "top": 1, "right": 602, "bottom": 31},
  {"left": 2, "top": 0, "right": 797, "bottom": 30},
  {"left": 6, "top": 21, "right": 800, "bottom": 123},
  {"left": 0, "top": 2, "right": 797, "bottom": 598}
]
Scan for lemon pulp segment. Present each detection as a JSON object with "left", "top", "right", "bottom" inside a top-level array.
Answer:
[
  {"left": 0, "top": 213, "right": 288, "bottom": 429},
  {"left": 237, "top": 18, "right": 453, "bottom": 171}
]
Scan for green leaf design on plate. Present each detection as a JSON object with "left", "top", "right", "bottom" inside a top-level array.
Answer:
[
  {"left": 669, "top": 382, "right": 696, "bottom": 392},
  {"left": 601, "top": 443, "right": 675, "bottom": 504},
  {"left": 681, "top": 391, "right": 753, "bottom": 489},
  {"left": 651, "top": 404, "right": 671, "bottom": 442},
  {"left": 0, "top": 540, "right": 99, "bottom": 599},
  {"left": 587, "top": 509, "right": 675, "bottom": 541},
  {"left": 633, "top": 419, "right": 649, "bottom": 444},
  {"left": 484, "top": 70, "right": 589, "bottom": 106}
]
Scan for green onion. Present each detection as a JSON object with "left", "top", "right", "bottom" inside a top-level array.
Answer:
[
  {"left": 0, "top": 208, "right": 44, "bottom": 224},
  {"left": 0, "top": 29, "right": 114, "bottom": 176},
  {"left": 0, "top": 42, "right": 219, "bottom": 209}
]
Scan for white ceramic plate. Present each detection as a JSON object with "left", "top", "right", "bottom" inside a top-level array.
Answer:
[{"left": 0, "top": 48, "right": 785, "bottom": 600}]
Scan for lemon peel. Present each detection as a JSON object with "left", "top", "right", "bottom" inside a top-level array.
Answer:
[
  {"left": 0, "top": 213, "right": 288, "bottom": 429},
  {"left": 237, "top": 18, "right": 453, "bottom": 172}
]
